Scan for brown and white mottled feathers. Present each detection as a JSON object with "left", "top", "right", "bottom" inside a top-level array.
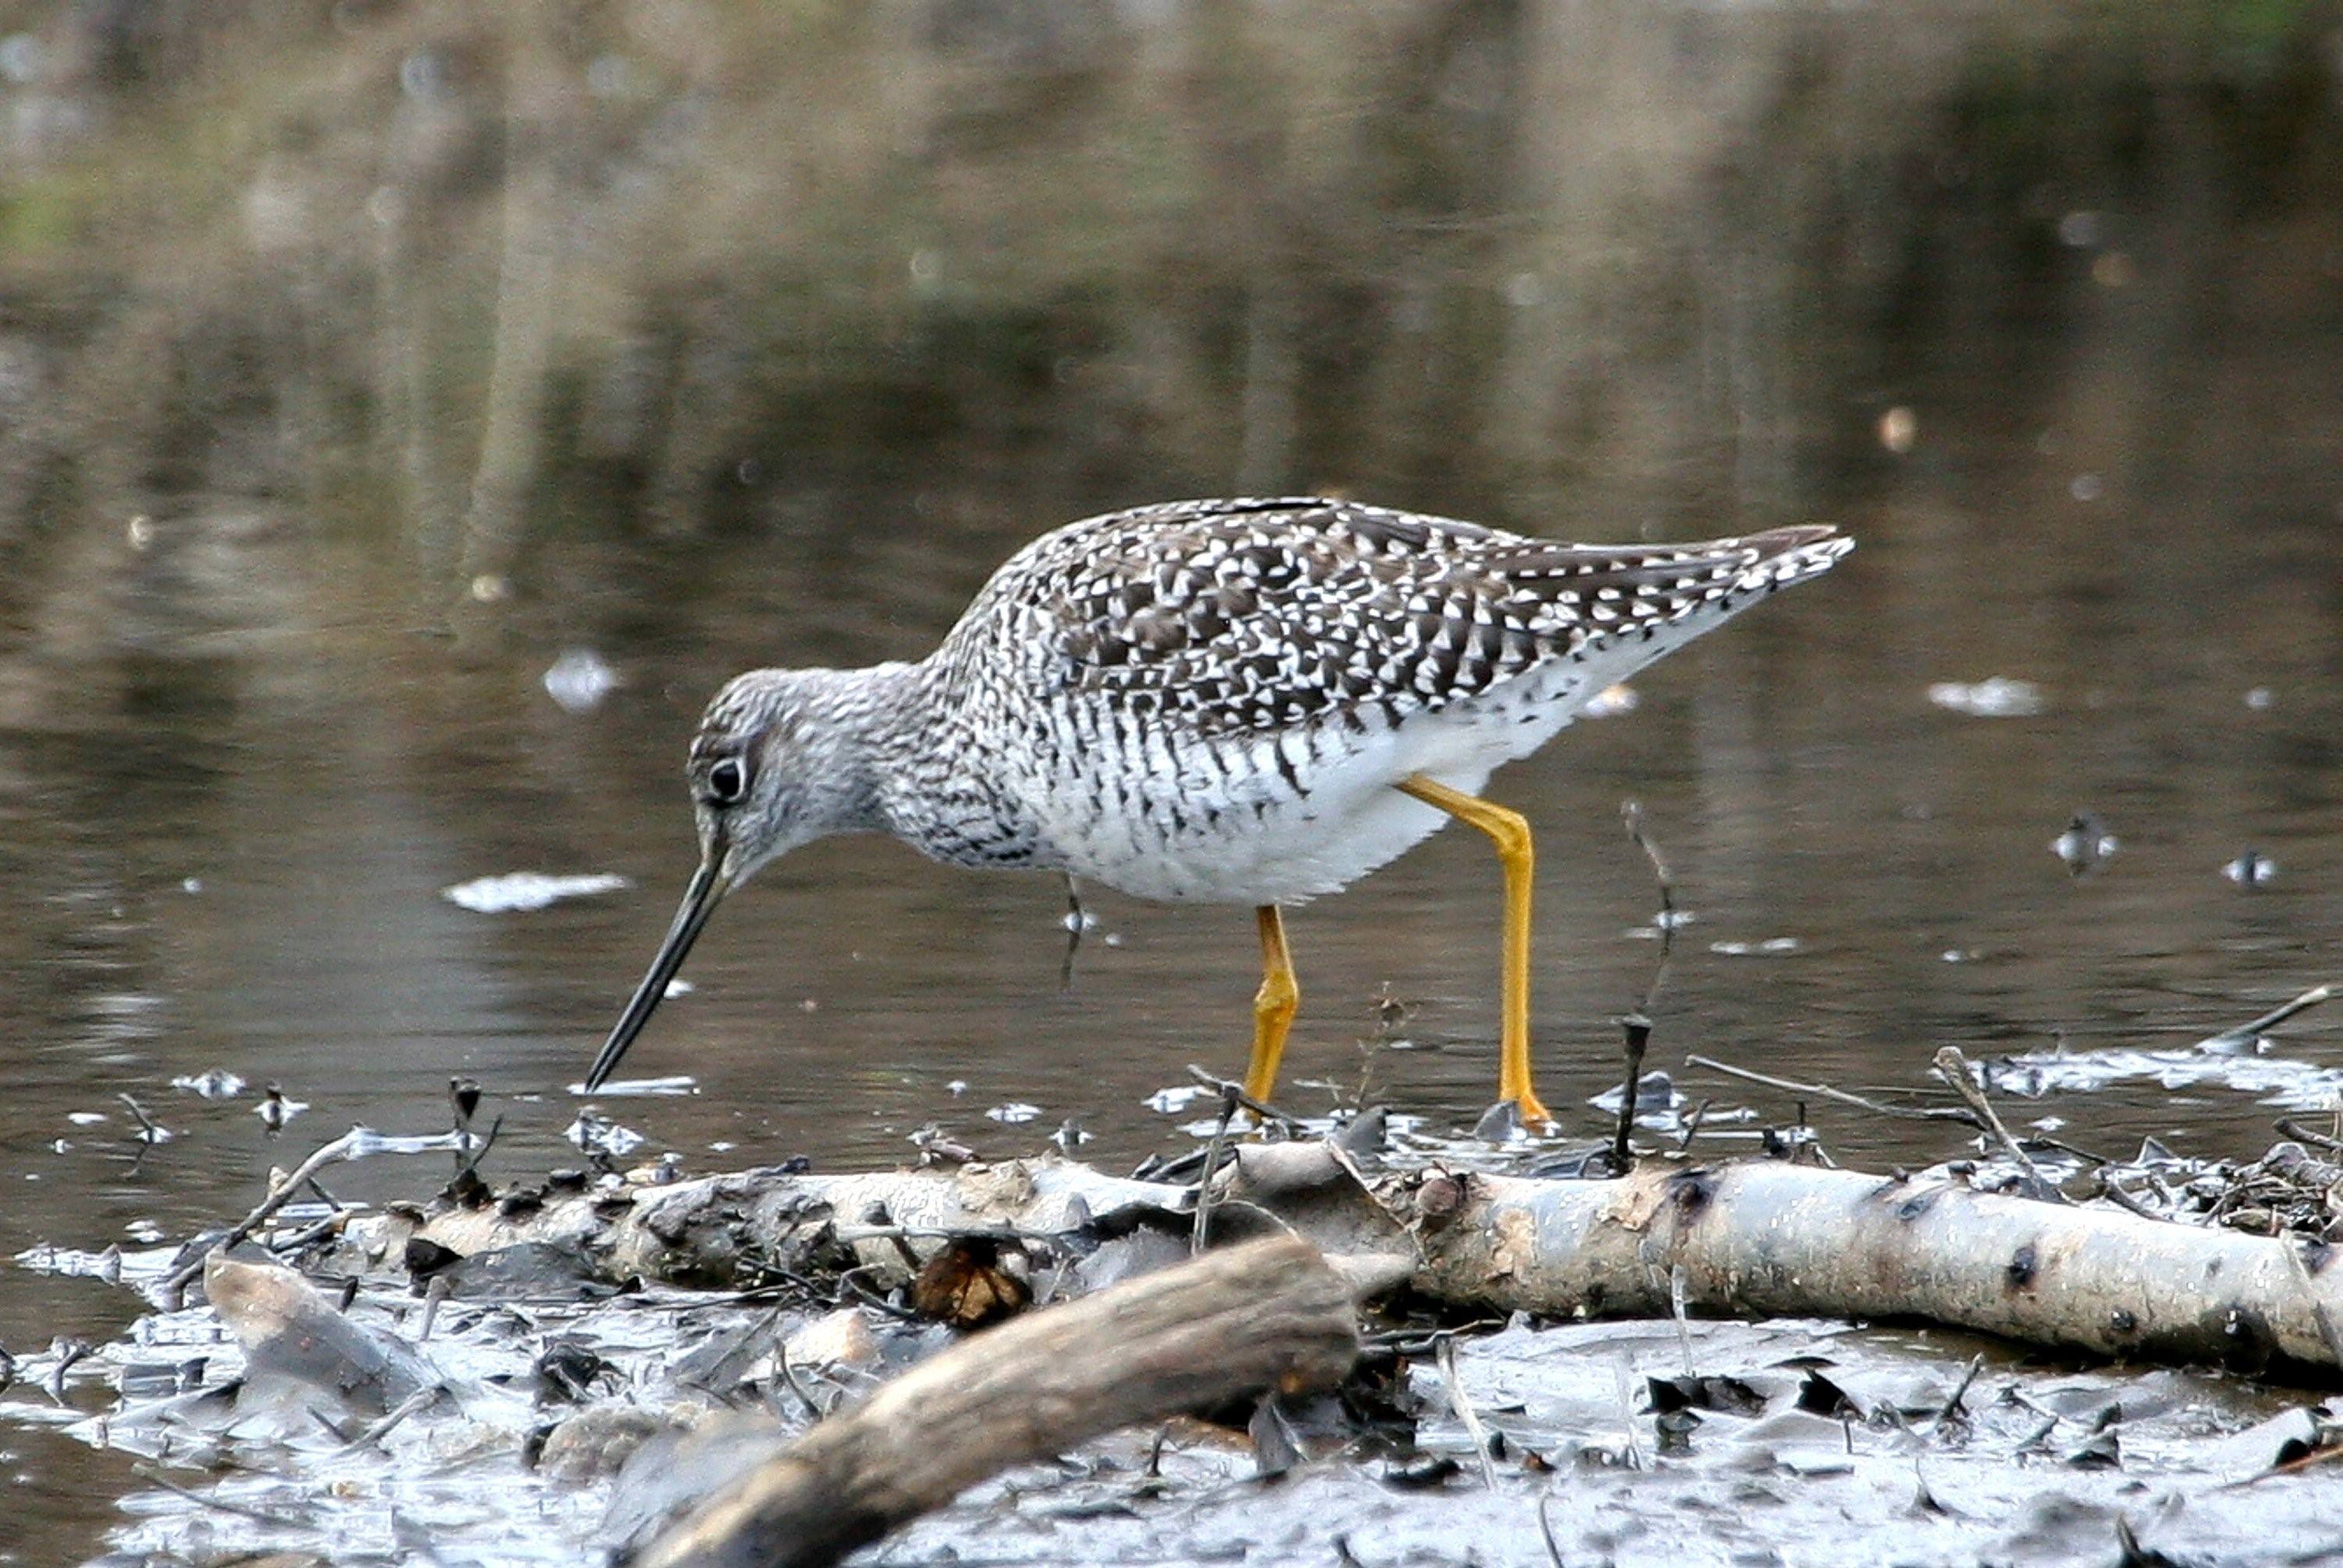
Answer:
[{"left": 947, "top": 496, "right": 1845, "bottom": 736}]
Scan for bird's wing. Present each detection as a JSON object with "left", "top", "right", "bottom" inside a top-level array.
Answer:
[{"left": 1004, "top": 497, "right": 1792, "bottom": 736}]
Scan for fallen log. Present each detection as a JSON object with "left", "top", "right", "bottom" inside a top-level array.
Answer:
[
  {"left": 1227, "top": 1145, "right": 2343, "bottom": 1378},
  {"left": 626, "top": 1232, "right": 1359, "bottom": 1568},
  {"left": 293, "top": 1142, "right": 2343, "bottom": 1381}
]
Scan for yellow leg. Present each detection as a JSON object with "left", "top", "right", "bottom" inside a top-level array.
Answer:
[
  {"left": 1243, "top": 905, "right": 1300, "bottom": 1104},
  {"left": 1397, "top": 775, "right": 1557, "bottom": 1129}
]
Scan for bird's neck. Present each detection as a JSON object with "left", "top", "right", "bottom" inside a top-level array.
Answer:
[
  {"left": 783, "top": 661, "right": 931, "bottom": 839},
  {"left": 856, "top": 655, "right": 1041, "bottom": 867}
]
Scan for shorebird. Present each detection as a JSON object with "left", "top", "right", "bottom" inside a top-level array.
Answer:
[{"left": 583, "top": 497, "right": 1849, "bottom": 1128}]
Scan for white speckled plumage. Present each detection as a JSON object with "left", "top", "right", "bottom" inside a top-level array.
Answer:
[{"left": 687, "top": 496, "right": 1849, "bottom": 904}]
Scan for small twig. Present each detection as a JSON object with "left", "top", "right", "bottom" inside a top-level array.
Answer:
[
  {"left": 451, "top": 1114, "right": 505, "bottom": 1185},
  {"left": 834, "top": 1266, "right": 924, "bottom": 1323},
  {"left": 130, "top": 1462, "right": 305, "bottom": 1527},
  {"left": 859, "top": 1203, "right": 926, "bottom": 1276},
  {"left": 1610, "top": 1014, "right": 1653, "bottom": 1173},
  {"left": 2277, "top": 1118, "right": 2343, "bottom": 1153},
  {"left": 2088, "top": 1171, "right": 2165, "bottom": 1222},
  {"left": 1537, "top": 1495, "right": 1565, "bottom": 1568},
  {"left": 1436, "top": 1335, "right": 1500, "bottom": 1491},
  {"left": 1675, "top": 1098, "right": 1710, "bottom": 1152},
  {"left": 1621, "top": 800, "right": 1676, "bottom": 1016},
  {"left": 417, "top": 1276, "right": 453, "bottom": 1342},
  {"left": 772, "top": 1348, "right": 823, "bottom": 1420},
  {"left": 1183, "top": 1064, "right": 1306, "bottom": 1130},
  {"left": 1191, "top": 1087, "right": 1240, "bottom": 1257},
  {"left": 266, "top": 1208, "right": 354, "bottom": 1258},
  {"left": 1621, "top": 800, "right": 1676, "bottom": 939},
  {"left": 2202, "top": 983, "right": 2334, "bottom": 1047},
  {"left": 1057, "top": 875, "right": 1086, "bottom": 992},
  {"left": 1933, "top": 1047, "right": 2067, "bottom": 1205},
  {"left": 1667, "top": 1263, "right": 1694, "bottom": 1375},
  {"left": 1929, "top": 1354, "right": 1985, "bottom": 1432},
  {"left": 162, "top": 1125, "right": 473, "bottom": 1294},
  {"left": 1685, "top": 1056, "right": 1980, "bottom": 1126},
  {"left": 163, "top": 1128, "right": 352, "bottom": 1292},
  {"left": 116, "top": 1092, "right": 169, "bottom": 1144},
  {"left": 1612, "top": 1356, "right": 1646, "bottom": 1470},
  {"left": 344, "top": 1384, "right": 444, "bottom": 1450}
]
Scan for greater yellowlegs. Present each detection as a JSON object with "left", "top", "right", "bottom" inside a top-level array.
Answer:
[{"left": 583, "top": 497, "right": 1850, "bottom": 1127}]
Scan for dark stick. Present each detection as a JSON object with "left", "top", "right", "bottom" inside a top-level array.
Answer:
[
  {"left": 1610, "top": 801, "right": 1677, "bottom": 1174},
  {"left": 1192, "top": 1086, "right": 1240, "bottom": 1256},
  {"left": 1933, "top": 1047, "right": 2067, "bottom": 1205},
  {"left": 1182, "top": 1064, "right": 1307, "bottom": 1129},
  {"left": 1929, "top": 1353, "right": 1985, "bottom": 1431},
  {"left": 116, "top": 1092, "right": 169, "bottom": 1144},
  {"left": 160, "top": 1126, "right": 469, "bottom": 1294},
  {"left": 1058, "top": 875, "right": 1086, "bottom": 991},
  {"left": 1610, "top": 1014, "right": 1652, "bottom": 1173}
]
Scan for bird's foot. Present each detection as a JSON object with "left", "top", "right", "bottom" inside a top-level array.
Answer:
[
  {"left": 1511, "top": 1092, "right": 1559, "bottom": 1133},
  {"left": 1475, "top": 1092, "right": 1560, "bottom": 1142}
]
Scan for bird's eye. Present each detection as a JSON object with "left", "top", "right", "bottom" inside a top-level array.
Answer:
[{"left": 705, "top": 757, "right": 747, "bottom": 805}]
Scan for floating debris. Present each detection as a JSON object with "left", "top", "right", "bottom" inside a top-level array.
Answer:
[
  {"left": 2224, "top": 850, "right": 2277, "bottom": 889},
  {"left": 1589, "top": 1071, "right": 1687, "bottom": 1130},
  {"left": 1981, "top": 986, "right": 2338, "bottom": 1108},
  {"left": 255, "top": 1085, "right": 308, "bottom": 1130},
  {"left": 542, "top": 648, "right": 620, "bottom": 714},
  {"left": 1878, "top": 405, "right": 1917, "bottom": 453},
  {"left": 2245, "top": 687, "right": 2275, "bottom": 711},
  {"left": 569, "top": 1074, "right": 698, "bottom": 1097},
  {"left": 565, "top": 1111, "right": 646, "bottom": 1160},
  {"left": 1926, "top": 677, "right": 2045, "bottom": 718},
  {"left": 1709, "top": 937, "right": 1800, "bottom": 957},
  {"left": 2052, "top": 813, "right": 2119, "bottom": 876},
  {"left": 169, "top": 1069, "right": 246, "bottom": 1099},
  {"left": 442, "top": 871, "right": 630, "bottom": 913},
  {"left": 1582, "top": 683, "right": 1639, "bottom": 718}
]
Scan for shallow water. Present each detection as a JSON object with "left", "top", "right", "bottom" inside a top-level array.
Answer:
[{"left": 4, "top": 4, "right": 2343, "bottom": 1562}]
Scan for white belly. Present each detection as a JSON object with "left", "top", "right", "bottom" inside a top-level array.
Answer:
[{"left": 1044, "top": 655, "right": 1610, "bottom": 905}]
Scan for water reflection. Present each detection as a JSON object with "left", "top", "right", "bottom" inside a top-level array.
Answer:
[{"left": 2, "top": 1, "right": 2341, "bottom": 1560}]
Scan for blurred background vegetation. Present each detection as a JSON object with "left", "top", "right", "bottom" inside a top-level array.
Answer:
[{"left": 0, "top": 0, "right": 2335, "bottom": 614}]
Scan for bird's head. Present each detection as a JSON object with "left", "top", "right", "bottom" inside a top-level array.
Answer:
[{"left": 582, "top": 667, "right": 889, "bottom": 1092}]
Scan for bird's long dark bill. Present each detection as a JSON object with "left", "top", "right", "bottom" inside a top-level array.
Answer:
[{"left": 583, "top": 860, "right": 729, "bottom": 1092}]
